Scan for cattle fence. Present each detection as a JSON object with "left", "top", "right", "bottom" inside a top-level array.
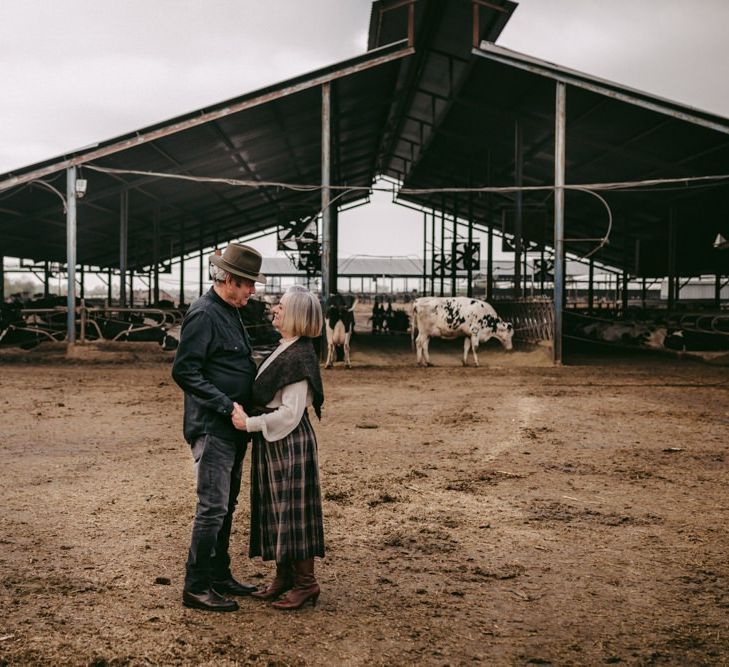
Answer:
[
  {"left": 494, "top": 300, "right": 555, "bottom": 345},
  {"left": 3, "top": 305, "right": 181, "bottom": 344}
]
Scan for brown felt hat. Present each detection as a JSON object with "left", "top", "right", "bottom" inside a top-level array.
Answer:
[{"left": 210, "top": 244, "right": 267, "bottom": 284}]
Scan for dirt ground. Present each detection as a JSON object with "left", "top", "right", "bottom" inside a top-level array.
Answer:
[{"left": 1, "top": 333, "right": 728, "bottom": 666}]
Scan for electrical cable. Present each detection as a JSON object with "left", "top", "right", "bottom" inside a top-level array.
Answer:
[{"left": 83, "top": 163, "right": 729, "bottom": 195}]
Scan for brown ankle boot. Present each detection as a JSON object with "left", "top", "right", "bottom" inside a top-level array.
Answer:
[
  {"left": 271, "top": 558, "right": 320, "bottom": 610},
  {"left": 251, "top": 562, "right": 294, "bottom": 600}
]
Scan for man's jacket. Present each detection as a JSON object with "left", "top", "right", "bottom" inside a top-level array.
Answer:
[{"left": 171, "top": 288, "right": 256, "bottom": 444}]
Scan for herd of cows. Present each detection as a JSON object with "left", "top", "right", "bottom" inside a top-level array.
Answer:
[{"left": 2, "top": 293, "right": 727, "bottom": 365}]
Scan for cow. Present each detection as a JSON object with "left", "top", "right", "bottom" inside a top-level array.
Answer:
[
  {"left": 411, "top": 297, "right": 514, "bottom": 367},
  {"left": 325, "top": 297, "right": 357, "bottom": 369},
  {"left": 575, "top": 319, "right": 684, "bottom": 351}
]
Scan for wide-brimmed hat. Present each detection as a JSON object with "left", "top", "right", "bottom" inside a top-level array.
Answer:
[{"left": 210, "top": 244, "right": 267, "bottom": 284}]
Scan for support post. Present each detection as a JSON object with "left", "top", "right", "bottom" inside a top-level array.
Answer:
[
  {"left": 153, "top": 208, "right": 160, "bottom": 305},
  {"left": 467, "top": 189, "right": 474, "bottom": 298},
  {"left": 667, "top": 208, "right": 676, "bottom": 309},
  {"left": 715, "top": 273, "right": 722, "bottom": 307},
  {"left": 422, "top": 212, "right": 427, "bottom": 297},
  {"left": 0, "top": 256, "right": 4, "bottom": 303},
  {"left": 514, "top": 120, "right": 523, "bottom": 299},
  {"left": 553, "top": 81, "right": 567, "bottom": 365},
  {"left": 485, "top": 153, "right": 493, "bottom": 303},
  {"left": 487, "top": 225, "right": 493, "bottom": 302},
  {"left": 179, "top": 225, "right": 186, "bottom": 306},
  {"left": 66, "top": 166, "right": 78, "bottom": 344},
  {"left": 199, "top": 238, "right": 204, "bottom": 297},
  {"left": 107, "top": 268, "right": 112, "bottom": 306},
  {"left": 321, "top": 81, "right": 338, "bottom": 303},
  {"left": 119, "top": 191, "right": 128, "bottom": 307},
  {"left": 588, "top": 257, "right": 595, "bottom": 313},
  {"left": 430, "top": 210, "right": 436, "bottom": 296},
  {"left": 440, "top": 197, "right": 445, "bottom": 296},
  {"left": 44, "top": 261, "right": 50, "bottom": 298},
  {"left": 451, "top": 195, "right": 458, "bottom": 296}
]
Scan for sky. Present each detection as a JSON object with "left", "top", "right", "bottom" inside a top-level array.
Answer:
[{"left": 2, "top": 0, "right": 728, "bottom": 289}]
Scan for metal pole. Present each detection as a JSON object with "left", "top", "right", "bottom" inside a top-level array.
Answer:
[
  {"left": 467, "top": 189, "right": 474, "bottom": 298},
  {"left": 487, "top": 225, "right": 493, "bottom": 302},
  {"left": 119, "top": 191, "right": 128, "bottom": 307},
  {"left": 79, "top": 265, "right": 85, "bottom": 300},
  {"left": 107, "top": 268, "right": 112, "bottom": 306},
  {"left": 422, "top": 212, "right": 427, "bottom": 296},
  {"left": 0, "top": 255, "right": 4, "bottom": 303},
  {"left": 129, "top": 268, "right": 134, "bottom": 307},
  {"left": 588, "top": 257, "right": 594, "bottom": 313},
  {"left": 430, "top": 209, "right": 436, "bottom": 296},
  {"left": 321, "top": 81, "right": 338, "bottom": 303},
  {"left": 44, "top": 261, "right": 50, "bottom": 298},
  {"left": 440, "top": 196, "right": 445, "bottom": 296},
  {"left": 153, "top": 208, "right": 160, "bottom": 304},
  {"left": 539, "top": 247, "right": 545, "bottom": 296},
  {"left": 66, "top": 166, "right": 77, "bottom": 344},
  {"left": 199, "top": 241, "right": 204, "bottom": 297},
  {"left": 621, "top": 268, "right": 628, "bottom": 314},
  {"left": 486, "top": 153, "right": 493, "bottom": 303},
  {"left": 716, "top": 273, "right": 722, "bottom": 307},
  {"left": 514, "top": 120, "right": 523, "bottom": 299},
  {"left": 667, "top": 208, "right": 676, "bottom": 309},
  {"left": 451, "top": 195, "right": 458, "bottom": 296},
  {"left": 179, "top": 225, "right": 186, "bottom": 306},
  {"left": 553, "top": 81, "right": 566, "bottom": 365}
]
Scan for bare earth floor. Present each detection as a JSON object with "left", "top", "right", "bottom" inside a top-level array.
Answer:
[{"left": 0, "top": 337, "right": 728, "bottom": 666}]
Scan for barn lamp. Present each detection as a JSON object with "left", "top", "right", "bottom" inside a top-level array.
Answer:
[
  {"left": 75, "top": 178, "right": 88, "bottom": 199},
  {"left": 30, "top": 176, "right": 88, "bottom": 208},
  {"left": 713, "top": 233, "right": 729, "bottom": 250}
]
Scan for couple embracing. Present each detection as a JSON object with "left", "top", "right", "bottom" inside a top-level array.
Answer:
[{"left": 171, "top": 244, "right": 325, "bottom": 612}]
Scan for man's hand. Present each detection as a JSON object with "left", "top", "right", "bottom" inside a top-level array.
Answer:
[{"left": 231, "top": 402, "right": 249, "bottom": 431}]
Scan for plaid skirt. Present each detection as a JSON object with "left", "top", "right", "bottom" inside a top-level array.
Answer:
[{"left": 249, "top": 410, "right": 325, "bottom": 562}]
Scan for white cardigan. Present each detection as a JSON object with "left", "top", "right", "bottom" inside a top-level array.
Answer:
[{"left": 245, "top": 336, "right": 313, "bottom": 442}]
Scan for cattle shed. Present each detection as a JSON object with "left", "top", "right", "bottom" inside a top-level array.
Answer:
[{"left": 2, "top": 0, "right": 729, "bottom": 362}]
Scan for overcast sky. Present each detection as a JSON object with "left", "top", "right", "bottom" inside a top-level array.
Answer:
[{"left": 2, "top": 0, "right": 728, "bottom": 266}]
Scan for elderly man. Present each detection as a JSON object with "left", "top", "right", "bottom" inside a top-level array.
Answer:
[{"left": 171, "top": 243, "right": 266, "bottom": 612}]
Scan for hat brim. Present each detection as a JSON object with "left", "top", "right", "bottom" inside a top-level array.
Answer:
[{"left": 210, "top": 255, "right": 267, "bottom": 284}]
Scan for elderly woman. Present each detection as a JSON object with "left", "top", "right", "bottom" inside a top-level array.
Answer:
[{"left": 231, "top": 288, "right": 325, "bottom": 610}]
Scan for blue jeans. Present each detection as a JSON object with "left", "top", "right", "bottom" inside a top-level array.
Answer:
[{"left": 184, "top": 433, "right": 247, "bottom": 593}]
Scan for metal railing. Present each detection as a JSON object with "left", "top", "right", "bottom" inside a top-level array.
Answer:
[
  {"left": 494, "top": 299, "right": 555, "bottom": 344},
  {"left": 4, "top": 305, "right": 182, "bottom": 344}
]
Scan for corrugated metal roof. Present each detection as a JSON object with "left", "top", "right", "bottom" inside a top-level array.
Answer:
[
  {"left": 386, "top": 32, "right": 729, "bottom": 278},
  {"left": 0, "top": 40, "right": 413, "bottom": 268}
]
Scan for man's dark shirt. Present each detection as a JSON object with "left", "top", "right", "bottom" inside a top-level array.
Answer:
[{"left": 171, "top": 287, "right": 257, "bottom": 445}]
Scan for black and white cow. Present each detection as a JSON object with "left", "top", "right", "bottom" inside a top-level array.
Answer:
[
  {"left": 325, "top": 298, "right": 357, "bottom": 368},
  {"left": 411, "top": 297, "right": 514, "bottom": 367}
]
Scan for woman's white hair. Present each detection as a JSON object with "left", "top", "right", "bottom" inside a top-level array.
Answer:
[{"left": 279, "top": 289, "right": 323, "bottom": 338}]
